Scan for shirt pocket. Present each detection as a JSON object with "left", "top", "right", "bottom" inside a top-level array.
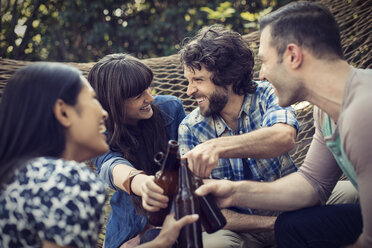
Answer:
[{"left": 211, "top": 159, "right": 234, "bottom": 180}]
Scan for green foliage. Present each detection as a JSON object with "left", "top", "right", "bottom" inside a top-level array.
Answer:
[
  {"left": 201, "top": 2, "right": 236, "bottom": 22},
  {"left": 0, "top": 0, "right": 293, "bottom": 62},
  {"left": 241, "top": 6, "right": 273, "bottom": 29}
]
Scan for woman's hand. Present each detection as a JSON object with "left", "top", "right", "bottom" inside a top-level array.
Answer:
[
  {"left": 133, "top": 175, "right": 169, "bottom": 212},
  {"left": 138, "top": 213, "right": 199, "bottom": 248}
]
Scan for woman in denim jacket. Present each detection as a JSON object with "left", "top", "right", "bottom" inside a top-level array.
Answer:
[{"left": 88, "top": 54, "right": 187, "bottom": 248}]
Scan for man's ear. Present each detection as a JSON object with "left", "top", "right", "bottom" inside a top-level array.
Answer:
[
  {"left": 53, "top": 99, "right": 72, "bottom": 128},
  {"left": 285, "top": 43, "right": 303, "bottom": 69}
]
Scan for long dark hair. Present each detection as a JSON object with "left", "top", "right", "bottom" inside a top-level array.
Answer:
[
  {"left": 259, "top": 1, "right": 343, "bottom": 61},
  {"left": 179, "top": 25, "right": 256, "bottom": 95},
  {"left": 0, "top": 62, "right": 83, "bottom": 186},
  {"left": 88, "top": 53, "right": 167, "bottom": 175}
]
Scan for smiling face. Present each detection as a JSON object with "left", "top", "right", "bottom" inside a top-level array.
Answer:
[
  {"left": 184, "top": 65, "right": 229, "bottom": 117},
  {"left": 258, "top": 26, "right": 304, "bottom": 107},
  {"left": 66, "top": 77, "right": 109, "bottom": 161},
  {"left": 124, "top": 87, "right": 154, "bottom": 126}
]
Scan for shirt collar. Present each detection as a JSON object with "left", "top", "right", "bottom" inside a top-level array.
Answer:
[{"left": 213, "top": 92, "right": 252, "bottom": 137}]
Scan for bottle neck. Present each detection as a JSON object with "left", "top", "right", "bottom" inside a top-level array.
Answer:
[
  {"left": 179, "top": 159, "right": 193, "bottom": 190},
  {"left": 161, "top": 150, "right": 179, "bottom": 172},
  {"left": 161, "top": 141, "right": 180, "bottom": 172}
]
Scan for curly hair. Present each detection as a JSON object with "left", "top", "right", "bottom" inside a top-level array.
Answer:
[{"left": 179, "top": 25, "right": 256, "bottom": 95}]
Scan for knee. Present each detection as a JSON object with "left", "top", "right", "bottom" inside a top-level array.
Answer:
[
  {"left": 327, "top": 180, "right": 359, "bottom": 205},
  {"left": 203, "top": 230, "right": 242, "bottom": 248},
  {"left": 275, "top": 212, "right": 296, "bottom": 238},
  {"left": 275, "top": 212, "right": 304, "bottom": 248}
]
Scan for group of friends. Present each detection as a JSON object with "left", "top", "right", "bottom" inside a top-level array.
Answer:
[{"left": 0, "top": 1, "right": 371, "bottom": 248}]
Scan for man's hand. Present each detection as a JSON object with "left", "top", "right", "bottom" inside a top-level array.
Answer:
[
  {"left": 184, "top": 139, "right": 221, "bottom": 178},
  {"left": 194, "top": 179, "right": 236, "bottom": 208}
]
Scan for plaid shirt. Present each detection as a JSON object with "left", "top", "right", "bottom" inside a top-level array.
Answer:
[{"left": 179, "top": 81, "right": 299, "bottom": 184}]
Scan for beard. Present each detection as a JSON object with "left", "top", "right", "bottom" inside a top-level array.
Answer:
[{"left": 201, "top": 86, "right": 229, "bottom": 117}]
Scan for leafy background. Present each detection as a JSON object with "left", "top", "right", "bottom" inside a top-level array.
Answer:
[{"left": 0, "top": 0, "right": 297, "bottom": 62}]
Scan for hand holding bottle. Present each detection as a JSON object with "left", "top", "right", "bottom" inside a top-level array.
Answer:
[
  {"left": 148, "top": 140, "right": 180, "bottom": 226},
  {"left": 138, "top": 213, "right": 199, "bottom": 248},
  {"left": 139, "top": 175, "right": 169, "bottom": 212},
  {"left": 194, "top": 179, "right": 237, "bottom": 209}
]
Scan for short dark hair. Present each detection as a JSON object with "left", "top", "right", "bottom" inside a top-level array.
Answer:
[
  {"left": 179, "top": 25, "right": 256, "bottom": 95},
  {"left": 88, "top": 53, "right": 167, "bottom": 174},
  {"left": 259, "top": 1, "right": 343, "bottom": 61},
  {"left": 0, "top": 62, "right": 83, "bottom": 186}
]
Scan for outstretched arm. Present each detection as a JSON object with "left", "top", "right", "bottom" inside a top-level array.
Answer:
[
  {"left": 95, "top": 151, "right": 169, "bottom": 212},
  {"left": 185, "top": 123, "right": 296, "bottom": 178},
  {"left": 195, "top": 173, "right": 319, "bottom": 211},
  {"left": 113, "top": 164, "right": 169, "bottom": 212}
]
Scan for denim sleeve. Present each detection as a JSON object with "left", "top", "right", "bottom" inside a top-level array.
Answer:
[
  {"left": 93, "top": 151, "right": 133, "bottom": 191},
  {"left": 155, "top": 95, "right": 187, "bottom": 141},
  {"left": 174, "top": 97, "right": 187, "bottom": 126}
]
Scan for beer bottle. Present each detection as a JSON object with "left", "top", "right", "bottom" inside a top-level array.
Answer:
[
  {"left": 175, "top": 158, "right": 203, "bottom": 248},
  {"left": 154, "top": 151, "right": 164, "bottom": 166},
  {"left": 191, "top": 172, "right": 227, "bottom": 233},
  {"left": 148, "top": 140, "right": 180, "bottom": 226}
]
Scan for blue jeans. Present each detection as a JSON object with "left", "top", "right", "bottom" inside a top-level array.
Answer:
[
  {"left": 140, "top": 229, "right": 178, "bottom": 248},
  {"left": 275, "top": 204, "right": 362, "bottom": 248}
]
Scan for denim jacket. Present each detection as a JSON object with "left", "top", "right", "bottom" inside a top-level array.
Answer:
[{"left": 93, "top": 95, "right": 186, "bottom": 248}]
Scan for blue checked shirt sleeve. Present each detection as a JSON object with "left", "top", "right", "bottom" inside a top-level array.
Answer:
[
  {"left": 259, "top": 82, "right": 299, "bottom": 132},
  {"left": 178, "top": 119, "right": 199, "bottom": 156}
]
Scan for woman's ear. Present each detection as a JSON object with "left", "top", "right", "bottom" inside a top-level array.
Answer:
[{"left": 53, "top": 99, "right": 72, "bottom": 128}]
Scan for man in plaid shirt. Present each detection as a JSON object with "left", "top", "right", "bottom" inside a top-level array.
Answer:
[
  {"left": 177, "top": 25, "right": 357, "bottom": 248},
  {"left": 177, "top": 25, "right": 298, "bottom": 248}
]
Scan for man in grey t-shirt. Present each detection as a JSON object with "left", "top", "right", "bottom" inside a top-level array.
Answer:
[{"left": 194, "top": 2, "right": 372, "bottom": 247}]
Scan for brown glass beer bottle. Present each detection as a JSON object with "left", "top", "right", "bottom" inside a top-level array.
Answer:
[
  {"left": 148, "top": 140, "right": 180, "bottom": 226},
  {"left": 175, "top": 158, "right": 203, "bottom": 248},
  {"left": 190, "top": 171, "right": 227, "bottom": 233}
]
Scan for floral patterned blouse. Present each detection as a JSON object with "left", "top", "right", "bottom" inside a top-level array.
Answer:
[{"left": 0, "top": 157, "right": 107, "bottom": 247}]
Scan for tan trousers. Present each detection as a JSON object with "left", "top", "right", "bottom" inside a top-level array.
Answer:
[{"left": 203, "top": 229, "right": 276, "bottom": 248}]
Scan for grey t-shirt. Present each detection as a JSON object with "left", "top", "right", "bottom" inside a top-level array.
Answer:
[{"left": 298, "top": 67, "right": 372, "bottom": 247}]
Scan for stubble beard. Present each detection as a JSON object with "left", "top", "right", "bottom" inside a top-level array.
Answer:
[{"left": 201, "top": 87, "right": 229, "bottom": 117}]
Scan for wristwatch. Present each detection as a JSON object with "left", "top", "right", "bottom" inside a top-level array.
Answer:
[{"left": 123, "top": 170, "right": 145, "bottom": 195}]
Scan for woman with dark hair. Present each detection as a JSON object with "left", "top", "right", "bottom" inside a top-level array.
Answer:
[
  {"left": 0, "top": 62, "right": 196, "bottom": 248},
  {"left": 0, "top": 62, "right": 109, "bottom": 247},
  {"left": 88, "top": 53, "right": 186, "bottom": 248}
]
